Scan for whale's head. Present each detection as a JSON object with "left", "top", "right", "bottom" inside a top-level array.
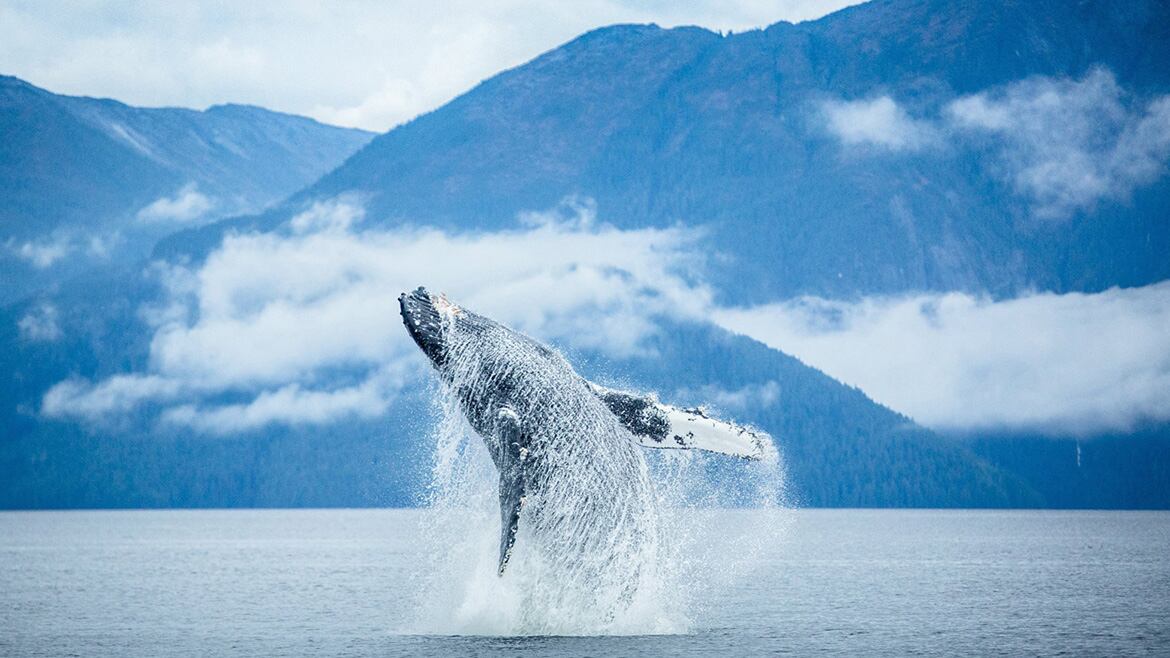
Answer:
[{"left": 399, "top": 286, "right": 460, "bottom": 368}]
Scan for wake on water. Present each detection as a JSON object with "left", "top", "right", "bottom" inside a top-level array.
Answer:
[{"left": 402, "top": 312, "right": 791, "bottom": 636}]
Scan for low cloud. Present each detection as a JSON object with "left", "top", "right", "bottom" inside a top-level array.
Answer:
[
  {"left": 160, "top": 377, "right": 392, "bottom": 435},
  {"left": 947, "top": 68, "right": 1170, "bottom": 218},
  {"left": 5, "top": 236, "right": 71, "bottom": 268},
  {"left": 822, "top": 69, "right": 1170, "bottom": 219},
  {"left": 675, "top": 381, "right": 781, "bottom": 413},
  {"left": 822, "top": 96, "right": 938, "bottom": 151},
  {"left": 714, "top": 283, "right": 1170, "bottom": 434},
  {"left": 288, "top": 197, "right": 365, "bottom": 234},
  {"left": 45, "top": 197, "right": 709, "bottom": 432},
  {"left": 43, "top": 375, "right": 183, "bottom": 418},
  {"left": 4, "top": 232, "right": 121, "bottom": 269},
  {"left": 17, "top": 303, "right": 62, "bottom": 342},
  {"left": 136, "top": 183, "right": 215, "bottom": 224},
  {"left": 86, "top": 233, "right": 120, "bottom": 259}
]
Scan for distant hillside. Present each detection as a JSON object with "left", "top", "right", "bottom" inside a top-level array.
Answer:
[
  {"left": 161, "top": 0, "right": 1170, "bottom": 304},
  {"left": 0, "top": 75, "right": 373, "bottom": 304}
]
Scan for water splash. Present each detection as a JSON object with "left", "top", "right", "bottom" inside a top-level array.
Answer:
[{"left": 404, "top": 308, "right": 790, "bottom": 636}]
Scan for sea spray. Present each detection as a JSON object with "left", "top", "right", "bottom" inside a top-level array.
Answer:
[{"left": 404, "top": 300, "right": 790, "bottom": 635}]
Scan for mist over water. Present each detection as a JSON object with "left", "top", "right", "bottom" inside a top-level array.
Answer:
[{"left": 403, "top": 312, "right": 789, "bottom": 636}]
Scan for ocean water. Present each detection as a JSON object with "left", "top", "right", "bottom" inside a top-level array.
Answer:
[{"left": 1, "top": 509, "right": 1168, "bottom": 656}]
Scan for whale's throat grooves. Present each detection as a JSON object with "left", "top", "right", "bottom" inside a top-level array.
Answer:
[{"left": 435, "top": 307, "right": 663, "bottom": 629}]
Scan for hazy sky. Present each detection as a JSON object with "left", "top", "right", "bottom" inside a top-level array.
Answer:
[{"left": 0, "top": 0, "right": 863, "bottom": 131}]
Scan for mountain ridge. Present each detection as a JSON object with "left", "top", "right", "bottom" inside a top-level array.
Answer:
[{"left": 0, "top": 74, "right": 374, "bottom": 304}]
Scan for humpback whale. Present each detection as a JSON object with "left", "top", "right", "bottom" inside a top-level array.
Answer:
[{"left": 399, "top": 287, "right": 774, "bottom": 581}]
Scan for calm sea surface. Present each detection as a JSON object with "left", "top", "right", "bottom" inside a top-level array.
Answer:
[{"left": 1, "top": 509, "right": 1167, "bottom": 656}]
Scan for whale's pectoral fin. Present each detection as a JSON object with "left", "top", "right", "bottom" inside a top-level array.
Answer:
[
  {"left": 495, "top": 408, "right": 529, "bottom": 576},
  {"left": 587, "top": 382, "right": 777, "bottom": 463}
]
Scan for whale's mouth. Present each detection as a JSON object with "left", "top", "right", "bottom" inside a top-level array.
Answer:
[{"left": 399, "top": 286, "right": 451, "bottom": 367}]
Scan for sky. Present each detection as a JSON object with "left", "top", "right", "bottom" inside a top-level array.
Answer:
[{"left": 0, "top": 0, "right": 864, "bottom": 131}]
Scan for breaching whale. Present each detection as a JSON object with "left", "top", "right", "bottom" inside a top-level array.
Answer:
[{"left": 399, "top": 287, "right": 774, "bottom": 579}]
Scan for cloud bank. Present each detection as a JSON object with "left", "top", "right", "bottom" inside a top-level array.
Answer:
[
  {"left": 17, "top": 303, "right": 62, "bottom": 342},
  {"left": 5, "top": 236, "right": 71, "bottom": 268},
  {"left": 715, "top": 284, "right": 1170, "bottom": 434},
  {"left": 823, "top": 69, "right": 1170, "bottom": 219},
  {"left": 4, "top": 232, "right": 121, "bottom": 269},
  {"left": 42, "top": 193, "right": 1170, "bottom": 437},
  {"left": 47, "top": 194, "right": 1170, "bottom": 438},
  {"left": 44, "top": 199, "right": 709, "bottom": 433},
  {"left": 822, "top": 96, "right": 937, "bottom": 151},
  {"left": 948, "top": 68, "right": 1170, "bottom": 219},
  {"left": 136, "top": 183, "right": 215, "bottom": 224}
]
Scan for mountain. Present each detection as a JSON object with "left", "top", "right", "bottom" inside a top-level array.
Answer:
[
  {"left": 159, "top": 0, "right": 1170, "bottom": 305},
  {"left": 0, "top": 75, "right": 373, "bottom": 304},
  {"left": 3, "top": 0, "right": 1169, "bottom": 509}
]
